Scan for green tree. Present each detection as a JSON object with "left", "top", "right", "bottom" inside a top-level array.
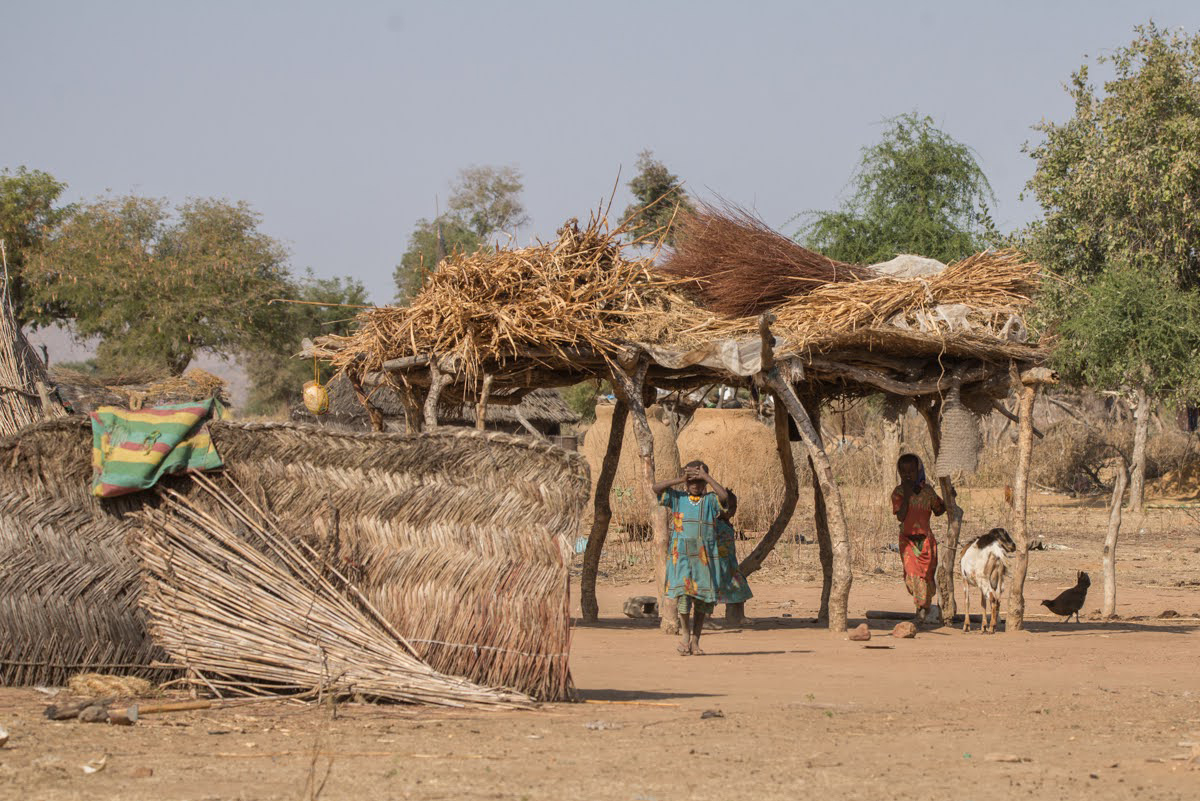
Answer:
[
  {"left": 393, "top": 215, "right": 482, "bottom": 301},
  {"left": 0, "top": 166, "right": 69, "bottom": 324},
  {"left": 26, "top": 195, "right": 291, "bottom": 375},
  {"left": 242, "top": 271, "right": 369, "bottom": 415},
  {"left": 622, "top": 150, "right": 693, "bottom": 246},
  {"left": 1026, "top": 23, "right": 1200, "bottom": 510},
  {"left": 393, "top": 165, "right": 526, "bottom": 301},
  {"left": 448, "top": 165, "right": 529, "bottom": 238},
  {"left": 796, "top": 113, "right": 998, "bottom": 264}
]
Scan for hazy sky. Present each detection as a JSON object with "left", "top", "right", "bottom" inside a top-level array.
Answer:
[{"left": 7, "top": 1, "right": 1200, "bottom": 306}]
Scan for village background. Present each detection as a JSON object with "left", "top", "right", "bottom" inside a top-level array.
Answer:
[{"left": 4, "top": 3, "right": 1200, "bottom": 801}]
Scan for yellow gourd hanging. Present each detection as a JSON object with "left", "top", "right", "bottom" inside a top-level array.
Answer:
[{"left": 302, "top": 357, "right": 329, "bottom": 415}]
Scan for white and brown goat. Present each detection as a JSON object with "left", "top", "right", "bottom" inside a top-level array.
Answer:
[{"left": 960, "top": 527, "right": 1017, "bottom": 633}]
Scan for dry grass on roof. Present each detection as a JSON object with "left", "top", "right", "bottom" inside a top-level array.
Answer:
[
  {"left": 659, "top": 204, "right": 877, "bottom": 318},
  {"left": 769, "top": 249, "right": 1042, "bottom": 354},
  {"left": 321, "top": 215, "right": 720, "bottom": 378}
]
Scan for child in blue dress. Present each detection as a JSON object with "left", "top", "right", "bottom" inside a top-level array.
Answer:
[{"left": 654, "top": 460, "right": 753, "bottom": 655}]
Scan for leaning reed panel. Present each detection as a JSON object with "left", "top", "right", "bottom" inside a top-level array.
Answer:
[
  {"left": 208, "top": 422, "right": 589, "bottom": 701},
  {"left": 0, "top": 417, "right": 180, "bottom": 686},
  {"left": 136, "top": 477, "right": 531, "bottom": 708}
]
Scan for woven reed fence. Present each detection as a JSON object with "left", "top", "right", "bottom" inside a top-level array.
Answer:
[
  {"left": 0, "top": 417, "right": 181, "bottom": 686},
  {"left": 1, "top": 417, "right": 588, "bottom": 701},
  {"left": 137, "top": 476, "right": 531, "bottom": 708},
  {"left": 0, "top": 246, "right": 67, "bottom": 437},
  {"left": 208, "top": 422, "right": 590, "bottom": 701}
]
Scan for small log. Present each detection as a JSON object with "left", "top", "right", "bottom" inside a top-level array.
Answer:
[
  {"left": 580, "top": 400, "right": 629, "bottom": 622},
  {"left": 45, "top": 698, "right": 116, "bottom": 721}
]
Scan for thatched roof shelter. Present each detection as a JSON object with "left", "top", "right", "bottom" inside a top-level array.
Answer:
[
  {"left": 309, "top": 208, "right": 1057, "bottom": 634},
  {"left": 0, "top": 417, "right": 587, "bottom": 701}
]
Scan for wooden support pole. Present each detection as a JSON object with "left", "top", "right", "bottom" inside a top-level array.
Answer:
[
  {"left": 1102, "top": 459, "right": 1128, "bottom": 619},
  {"left": 802, "top": 395, "right": 834, "bottom": 623},
  {"left": 917, "top": 399, "right": 963, "bottom": 624},
  {"left": 1007, "top": 381, "right": 1038, "bottom": 631},
  {"left": 580, "top": 400, "right": 629, "bottom": 623},
  {"left": 757, "top": 316, "right": 853, "bottom": 631},
  {"left": 347, "top": 375, "right": 386, "bottom": 433},
  {"left": 423, "top": 360, "right": 452, "bottom": 430},
  {"left": 475, "top": 374, "right": 493, "bottom": 431},
  {"left": 736, "top": 390, "right": 799, "bottom": 578},
  {"left": 610, "top": 355, "right": 677, "bottom": 634}
]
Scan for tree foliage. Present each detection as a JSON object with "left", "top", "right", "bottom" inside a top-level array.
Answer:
[
  {"left": 26, "top": 195, "right": 291, "bottom": 375},
  {"left": 797, "top": 113, "right": 998, "bottom": 264},
  {"left": 393, "top": 165, "right": 526, "bottom": 301},
  {"left": 1025, "top": 23, "right": 1200, "bottom": 289},
  {"left": 1052, "top": 265, "right": 1200, "bottom": 403},
  {"left": 621, "top": 150, "right": 693, "bottom": 246},
  {"left": 1027, "top": 23, "right": 1200, "bottom": 403},
  {"left": 447, "top": 165, "right": 529, "bottom": 238},
  {"left": 0, "top": 166, "right": 69, "bottom": 325},
  {"left": 242, "top": 271, "right": 368, "bottom": 415}
]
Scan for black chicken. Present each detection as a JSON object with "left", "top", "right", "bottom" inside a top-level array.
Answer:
[{"left": 1040, "top": 571, "right": 1090, "bottom": 622}]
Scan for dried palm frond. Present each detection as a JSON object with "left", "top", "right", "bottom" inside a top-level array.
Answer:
[{"left": 136, "top": 474, "right": 532, "bottom": 709}]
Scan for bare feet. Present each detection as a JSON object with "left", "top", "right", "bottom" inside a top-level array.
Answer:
[
  {"left": 689, "top": 637, "right": 704, "bottom": 656},
  {"left": 677, "top": 641, "right": 692, "bottom": 656}
]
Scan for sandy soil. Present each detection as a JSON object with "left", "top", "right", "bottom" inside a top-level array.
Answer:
[{"left": 1, "top": 493, "right": 1199, "bottom": 801}]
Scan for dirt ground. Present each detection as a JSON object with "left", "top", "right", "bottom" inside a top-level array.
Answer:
[{"left": 2, "top": 492, "right": 1199, "bottom": 801}]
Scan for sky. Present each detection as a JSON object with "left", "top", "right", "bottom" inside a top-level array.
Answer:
[{"left": 7, "top": 0, "right": 1200, "bottom": 313}]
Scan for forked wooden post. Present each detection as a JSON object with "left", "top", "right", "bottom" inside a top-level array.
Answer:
[
  {"left": 423, "top": 360, "right": 452, "bottom": 430},
  {"left": 1102, "top": 459, "right": 1128, "bottom": 619},
  {"left": 580, "top": 399, "right": 629, "bottom": 622},
  {"left": 917, "top": 399, "right": 963, "bottom": 623},
  {"left": 757, "top": 316, "right": 853, "bottom": 631},
  {"left": 348, "top": 375, "right": 386, "bottom": 433},
  {"left": 475, "top": 375, "right": 493, "bottom": 431},
  {"left": 801, "top": 395, "right": 834, "bottom": 622},
  {"left": 1007, "top": 381, "right": 1038, "bottom": 630},
  {"left": 610, "top": 355, "right": 677, "bottom": 634},
  {"left": 729, "top": 389, "right": 799, "bottom": 622}
]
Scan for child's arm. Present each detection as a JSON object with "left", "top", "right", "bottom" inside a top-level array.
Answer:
[
  {"left": 652, "top": 474, "right": 686, "bottom": 495},
  {"left": 696, "top": 467, "right": 730, "bottom": 506}
]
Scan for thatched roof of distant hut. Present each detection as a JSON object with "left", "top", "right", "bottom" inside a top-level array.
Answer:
[
  {"left": 50, "top": 367, "right": 230, "bottom": 413},
  {"left": 293, "top": 375, "right": 578, "bottom": 430}
]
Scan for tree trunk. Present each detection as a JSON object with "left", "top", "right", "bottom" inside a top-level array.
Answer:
[
  {"left": 917, "top": 400, "right": 962, "bottom": 624},
  {"left": 1103, "top": 461, "right": 1128, "bottom": 619},
  {"left": 802, "top": 396, "right": 834, "bottom": 622},
  {"left": 580, "top": 400, "right": 628, "bottom": 623},
  {"left": 610, "top": 357, "right": 677, "bottom": 634},
  {"left": 474, "top": 374, "right": 493, "bottom": 430},
  {"left": 1129, "top": 386, "right": 1149, "bottom": 514},
  {"left": 1007, "top": 382, "right": 1038, "bottom": 632},
  {"left": 730, "top": 391, "right": 800, "bottom": 623},
  {"left": 881, "top": 416, "right": 902, "bottom": 482},
  {"left": 765, "top": 369, "right": 853, "bottom": 631}
]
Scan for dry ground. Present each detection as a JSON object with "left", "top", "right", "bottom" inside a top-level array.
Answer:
[{"left": 1, "top": 492, "right": 1199, "bottom": 801}]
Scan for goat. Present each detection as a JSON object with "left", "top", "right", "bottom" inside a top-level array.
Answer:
[{"left": 960, "top": 527, "right": 1017, "bottom": 633}]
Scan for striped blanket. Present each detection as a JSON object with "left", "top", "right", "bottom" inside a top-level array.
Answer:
[{"left": 90, "top": 398, "right": 225, "bottom": 498}]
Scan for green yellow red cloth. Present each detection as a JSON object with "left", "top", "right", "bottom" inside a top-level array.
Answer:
[{"left": 90, "top": 398, "right": 225, "bottom": 498}]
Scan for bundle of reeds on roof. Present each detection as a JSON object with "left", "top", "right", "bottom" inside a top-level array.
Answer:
[
  {"left": 770, "top": 248, "right": 1041, "bottom": 353},
  {"left": 658, "top": 204, "right": 877, "bottom": 318},
  {"left": 320, "top": 215, "right": 699, "bottom": 379}
]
